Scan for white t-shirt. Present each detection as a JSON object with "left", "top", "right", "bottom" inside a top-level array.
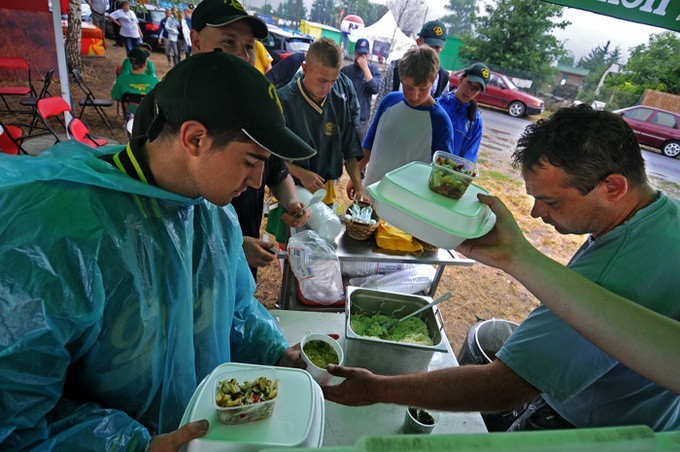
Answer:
[{"left": 110, "top": 9, "right": 140, "bottom": 38}]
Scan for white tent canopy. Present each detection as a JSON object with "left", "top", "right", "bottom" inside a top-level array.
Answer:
[{"left": 348, "top": 11, "right": 416, "bottom": 63}]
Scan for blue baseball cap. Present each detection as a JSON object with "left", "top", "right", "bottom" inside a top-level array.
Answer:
[{"left": 355, "top": 38, "right": 370, "bottom": 55}]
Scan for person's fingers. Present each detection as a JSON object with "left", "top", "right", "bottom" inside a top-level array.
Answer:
[
  {"left": 476, "top": 194, "right": 511, "bottom": 219},
  {"left": 325, "top": 364, "right": 356, "bottom": 378}
]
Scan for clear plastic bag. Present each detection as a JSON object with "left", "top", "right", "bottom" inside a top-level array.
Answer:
[
  {"left": 295, "top": 186, "right": 341, "bottom": 242},
  {"left": 287, "top": 230, "right": 344, "bottom": 304},
  {"left": 349, "top": 264, "right": 436, "bottom": 294}
]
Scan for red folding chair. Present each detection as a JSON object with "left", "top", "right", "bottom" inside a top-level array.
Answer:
[
  {"left": 0, "top": 57, "right": 36, "bottom": 113},
  {"left": 67, "top": 118, "right": 108, "bottom": 148},
  {"left": 37, "top": 96, "right": 72, "bottom": 144},
  {"left": 0, "top": 123, "right": 26, "bottom": 155}
]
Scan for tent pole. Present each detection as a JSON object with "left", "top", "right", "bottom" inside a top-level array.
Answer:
[{"left": 50, "top": 0, "right": 73, "bottom": 136}]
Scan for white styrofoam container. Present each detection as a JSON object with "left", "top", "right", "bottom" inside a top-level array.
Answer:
[
  {"left": 179, "top": 363, "right": 324, "bottom": 451},
  {"left": 366, "top": 162, "right": 496, "bottom": 249}
]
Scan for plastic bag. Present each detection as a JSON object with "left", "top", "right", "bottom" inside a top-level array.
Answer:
[
  {"left": 287, "top": 230, "right": 344, "bottom": 304},
  {"left": 341, "top": 261, "right": 406, "bottom": 277},
  {"left": 295, "top": 186, "right": 341, "bottom": 242},
  {"left": 349, "top": 264, "right": 436, "bottom": 294}
]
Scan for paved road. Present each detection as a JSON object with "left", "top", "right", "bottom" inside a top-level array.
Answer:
[{"left": 480, "top": 107, "right": 680, "bottom": 187}]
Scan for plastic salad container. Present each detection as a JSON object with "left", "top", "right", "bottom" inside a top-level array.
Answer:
[
  {"left": 429, "top": 151, "right": 478, "bottom": 200},
  {"left": 213, "top": 367, "right": 279, "bottom": 425}
]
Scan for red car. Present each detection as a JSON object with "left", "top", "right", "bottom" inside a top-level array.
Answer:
[
  {"left": 615, "top": 106, "right": 680, "bottom": 158},
  {"left": 449, "top": 69, "right": 544, "bottom": 118}
]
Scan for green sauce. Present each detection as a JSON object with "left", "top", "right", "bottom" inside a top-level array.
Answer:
[{"left": 303, "top": 340, "right": 339, "bottom": 368}]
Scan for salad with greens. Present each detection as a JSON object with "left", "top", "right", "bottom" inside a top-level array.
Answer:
[{"left": 429, "top": 154, "right": 477, "bottom": 199}]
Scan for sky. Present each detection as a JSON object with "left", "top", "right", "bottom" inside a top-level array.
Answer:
[
  {"left": 422, "top": 1, "right": 669, "bottom": 62},
  {"left": 255, "top": 0, "right": 671, "bottom": 62}
]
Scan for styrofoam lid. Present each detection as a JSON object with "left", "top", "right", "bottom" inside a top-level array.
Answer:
[
  {"left": 180, "top": 363, "right": 317, "bottom": 449},
  {"left": 369, "top": 162, "right": 494, "bottom": 238}
]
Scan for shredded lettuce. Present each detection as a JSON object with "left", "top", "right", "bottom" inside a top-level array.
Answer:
[{"left": 350, "top": 314, "right": 433, "bottom": 346}]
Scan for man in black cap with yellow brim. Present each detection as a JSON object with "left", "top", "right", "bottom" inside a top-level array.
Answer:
[
  {"left": 132, "top": 0, "right": 270, "bottom": 136},
  {"left": 0, "top": 50, "right": 316, "bottom": 450}
]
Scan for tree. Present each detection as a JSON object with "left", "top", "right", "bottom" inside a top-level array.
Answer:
[
  {"left": 339, "top": 0, "right": 388, "bottom": 27},
  {"left": 66, "top": 0, "right": 83, "bottom": 72},
  {"left": 310, "top": 0, "right": 337, "bottom": 25},
  {"left": 259, "top": 2, "right": 274, "bottom": 16},
  {"left": 387, "top": 0, "right": 427, "bottom": 36},
  {"left": 275, "top": 0, "right": 308, "bottom": 25},
  {"left": 441, "top": 0, "right": 476, "bottom": 37},
  {"left": 575, "top": 41, "right": 621, "bottom": 101},
  {"left": 460, "top": 0, "right": 570, "bottom": 88},
  {"left": 558, "top": 52, "right": 576, "bottom": 67},
  {"left": 610, "top": 31, "right": 680, "bottom": 95}
]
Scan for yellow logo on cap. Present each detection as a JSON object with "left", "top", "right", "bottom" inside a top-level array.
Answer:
[
  {"left": 268, "top": 84, "right": 283, "bottom": 112},
  {"left": 481, "top": 68, "right": 489, "bottom": 79},
  {"left": 324, "top": 122, "right": 339, "bottom": 136},
  {"left": 226, "top": 0, "right": 246, "bottom": 13},
  {"left": 433, "top": 26, "right": 443, "bottom": 36}
]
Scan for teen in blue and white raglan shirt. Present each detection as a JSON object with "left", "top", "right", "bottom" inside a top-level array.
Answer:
[{"left": 362, "top": 91, "right": 454, "bottom": 187}]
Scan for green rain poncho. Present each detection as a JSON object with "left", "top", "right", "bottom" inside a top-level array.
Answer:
[{"left": 0, "top": 142, "right": 288, "bottom": 449}]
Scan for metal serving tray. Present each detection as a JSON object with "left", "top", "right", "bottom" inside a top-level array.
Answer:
[{"left": 344, "top": 286, "right": 448, "bottom": 375}]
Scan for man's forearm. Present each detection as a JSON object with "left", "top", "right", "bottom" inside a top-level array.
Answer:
[
  {"left": 270, "top": 175, "right": 299, "bottom": 208},
  {"left": 377, "top": 361, "right": 539, "bottom": 412},
  {"left": 345, "top": 158, "right": 363, "bottom": 191}
]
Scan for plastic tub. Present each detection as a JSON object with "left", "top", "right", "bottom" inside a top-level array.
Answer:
[
  {"left": 213, "top": 367, "right": 279, "bottom": 425},
  {"left": 366, "top": 162, "right": 495, "bottom": 249},
  {"left": 429, "top": 151, "right": 478, "bottom": 199},
  {"left": 301, "top": 333, "right": 344, "bottom": 385},
  {"left": 403, "top": 407, "right": 440, "bottom": 434}
]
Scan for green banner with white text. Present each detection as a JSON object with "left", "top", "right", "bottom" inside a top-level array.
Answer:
[{"left": 543, "top": 0, "right": 679, "bottom": 31}]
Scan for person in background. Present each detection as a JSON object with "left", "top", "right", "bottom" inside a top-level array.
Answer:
[
  {"left": 457, "top": 193, "right": 680, "bottom": 395},
  {"left": 253, "top": 40, "right": 273, "bottom": 74},
  {"left": 0, "top": 50, "right": 317, "bottom": 450},
  {"left": 324, "top": 105, "right": 680, "bottom": 432},
  {"left": 355, "top": 46, "right": 453, "bottom": 195},
  {"left": 119, "top": 43, "right": 157, "bottom": 77},
  {"left": 277, "top": 38, "right": 366, "bottom": 205},
  {"left": 175, "top": 8, "right": 190, "bottom": 62},
  {"left": 341, "top": 38, "right": 382, "bottom": 143},
  {"left": 437, "top": 62, "right": 490, "bottom": 162},
  {"left": 110, "top": 47, "right": 159, "bottom": 117},
  {"left": 159, "top": 8, "right": 180, "bottom": 67},
  {"left": 266, "top": 50, "right": 361, "bottom": 129},
  {"left": 85, "top": 0, "right": 108, "bottom": 32},
  {"left": 370, "top": 20, "right": 450, "bottom": 124},
  {"left": 183, "top": 6, "right": 193, "bottom": 56},
  {"left": 109, "top": 0, "right": 143, "bottom": 53}
]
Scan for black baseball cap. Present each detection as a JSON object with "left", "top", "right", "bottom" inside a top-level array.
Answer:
[
  {"left": 147, "top": 50, "right": 316, "bottom": 161},
  {"left": 465, "top": 62, "right": 491, "bottom": 91},
  {"left": 127, "top": 47, "right": 148, "bottom": 65},
  {"left": 419, "top": 20, "right": 447, "bottom": 48},
  {"left": 191, "top": 0, "right": 268, "bottom": 39}
]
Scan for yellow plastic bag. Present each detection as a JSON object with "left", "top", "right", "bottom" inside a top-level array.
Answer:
[{"left": 375, "top": 222, "right": 424, "bottom": 253}]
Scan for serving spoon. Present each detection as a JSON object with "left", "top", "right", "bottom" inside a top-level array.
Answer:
[{"left": 381, "top": 292, "right": 453, "bottom": 332}]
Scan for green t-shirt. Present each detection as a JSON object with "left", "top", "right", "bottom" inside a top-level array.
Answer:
[
  {"left": 277, "top": 77, "right": 363, "bottom": 181},
  {"left": 110, "top": 73, "right": 159, "bottom": 114}
]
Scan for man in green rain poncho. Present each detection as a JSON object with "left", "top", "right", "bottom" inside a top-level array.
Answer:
[{"left": 0, "top": 50, "right": 316, "bottom": 450}]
